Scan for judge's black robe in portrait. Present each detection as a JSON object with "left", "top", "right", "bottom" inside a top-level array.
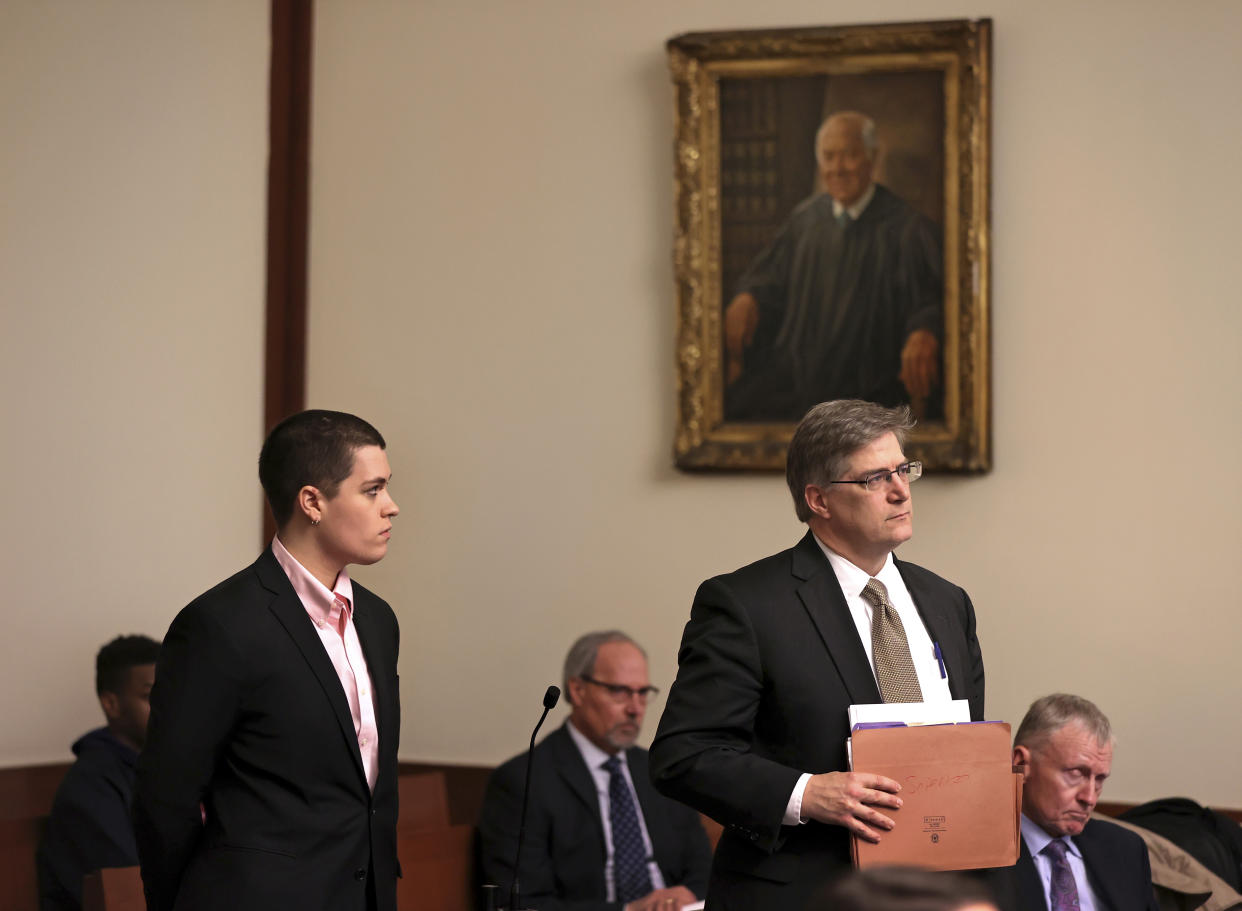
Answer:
[{"left": 727, "top": 184, "right": 943, "bottom": 421}]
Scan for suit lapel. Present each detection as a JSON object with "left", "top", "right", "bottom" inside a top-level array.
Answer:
[
  {"left": 895, "top": 558, "right": 966, "bottom": 701},
  {"left": 255, "top": 550, "right": 369, "bottom": 788},
  {"left": 1075, "top": 821, "right": 1123, "bottom": 911},
  {"left": 351, "top": 591, "right": 393, "bottom": 746},
  {"left": 628, "top": 748, "right": 671, "bottom": 873},
  {"left": 549, "top": 725, "right": 609, "bottom": 895},
  {"left": 792, "top": 532, "right": 882, "bottom": 706},
  {"left": 1014, "top": 839, "right": 1046, "bottom": 911},
  {"left": 550, "top": 726, "right": 603, "bottom": 823}
]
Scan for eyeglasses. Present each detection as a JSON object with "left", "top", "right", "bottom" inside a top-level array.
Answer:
[
  {"left": 579, "top": 675, "right": 661, "bottom": 703},
  {"left": 827, "top": 460, "right": 923, "bottom": 492}
]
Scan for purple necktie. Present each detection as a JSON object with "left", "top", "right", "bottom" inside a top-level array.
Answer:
[{"left": 1043, "top": 839, "right": 1080, "bottom": 911}]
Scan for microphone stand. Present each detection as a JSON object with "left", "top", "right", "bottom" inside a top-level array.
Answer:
[{"left": 509, "top": 685, "right": 560, "bottom": 911}]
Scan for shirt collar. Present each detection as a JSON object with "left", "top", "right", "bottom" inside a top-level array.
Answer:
[
  {"left": 1021, "top": 813, "right": 1083, "bottom": 859},
  {"left": 813, "top": 534, "right": 896, "bottom": 594},
  {"left": 832, "top": 182, "right": 877, "bottom": 221},
  {"left": 271, "top": 536, "right": 355, "bottom": 624}
]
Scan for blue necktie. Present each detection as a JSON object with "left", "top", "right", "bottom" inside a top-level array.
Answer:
[
  {"left": 1043, "top": 839, "right": 1081, "bottom": 911},
  {"left": 603, "top": 755, "right": 652, "bottom": 903}
]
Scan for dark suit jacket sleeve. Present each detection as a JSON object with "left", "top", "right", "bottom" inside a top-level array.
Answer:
[
  {"left": 133, "top": 601, "right": 242, "bottom": 911},
  {"left": 956, "top": 588, "right": 985, "bottom": 721},
  {"left": 649, "top": 576, "right": 803, "bottom": 851}
]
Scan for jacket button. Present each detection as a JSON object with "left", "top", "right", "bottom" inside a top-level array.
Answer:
[{"left": 354, "top": 868, "right": 367, "bottom": 881}]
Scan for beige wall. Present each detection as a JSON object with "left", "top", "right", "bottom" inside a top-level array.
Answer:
[
  {"left": 309, "top": 0, "right": 1242, "bottom": 806},
  {"left": 3, "top": 0, "right": 1237, "bottom": 812},
  {"left": 0, "top": 2, "right": 269, "bottom": 763}
]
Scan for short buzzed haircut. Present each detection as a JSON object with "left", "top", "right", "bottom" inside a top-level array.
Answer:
[
  {"left": 785, "top": 400, "right": 915, "bottom": 522},
  {"left": 1014, "top": 693, "right": 1113, "bottom": 753},
  {"left": 96, "top": 635, "right": 160, "bottom": 695},
  {"left": 563, "top": 631, "right": 646, "bottom": 694},
  {"left": 258, "top": 409, "right": 386, "bottom": 528}
]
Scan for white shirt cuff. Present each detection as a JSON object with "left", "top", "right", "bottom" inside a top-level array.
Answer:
[{"left": 782, "top": 772, "right": 813, "bottom": 826}]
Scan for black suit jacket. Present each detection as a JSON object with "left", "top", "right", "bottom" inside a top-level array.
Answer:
[
  {"left": 984, "top": 819, "right": 1160, "bottom": 911},
  {"left": 133, "top": 548, "right": 401, "bottom": 911},
  {"left": 649, "top": 531, "right": 984, "bottom": 911},
  {"left": 477, "top": 724, "right": 713, "bottom": 911}
]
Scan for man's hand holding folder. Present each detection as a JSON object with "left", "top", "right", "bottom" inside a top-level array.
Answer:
[{"left": 800, "top": 771, "right": 904, "bottom": 843}]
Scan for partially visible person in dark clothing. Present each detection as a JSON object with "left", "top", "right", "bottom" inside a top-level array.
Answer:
[
  {"left": 37, "top": 634, "right": 160, "bottom": 911},
  {"left": 812, "top": 866, "right": 999, "bottom": 911}
]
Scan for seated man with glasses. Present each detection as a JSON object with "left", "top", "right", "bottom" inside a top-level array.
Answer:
[
  {"left": 651, "top": 399, "right": 985, "bottom": 911},
  {"left": 478, "top": 631, "right": 712, "bottom": 911}
]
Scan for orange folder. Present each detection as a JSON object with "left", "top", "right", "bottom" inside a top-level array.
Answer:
[{"left": 849, "top": 721, "right": 1022, "bottom": 871}]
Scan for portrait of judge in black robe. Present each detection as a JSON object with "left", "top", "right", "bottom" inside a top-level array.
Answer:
[{"left": 723, "top": 109, "right": 943, "bottom": 422}]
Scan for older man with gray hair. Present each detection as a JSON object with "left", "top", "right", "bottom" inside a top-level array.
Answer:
[
  {"left": 984, "top": 693, "right": 1159, "bottom": 911},
  {"left": 477, "top": 631, "right": 711, "bottom": 911},
  {"left": 723, "top": 110, "right": 943, "bottom": 421},
  {"left": 652, "top": 399, "right": 984, "bottom": 910}
]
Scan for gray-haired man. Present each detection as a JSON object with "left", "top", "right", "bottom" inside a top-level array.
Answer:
[
  {"left": 477, "top": 631, "right": 712, "bottom": 911},
  {"left": 985, "top": 693, "right": 1159, "bottom": 911}
]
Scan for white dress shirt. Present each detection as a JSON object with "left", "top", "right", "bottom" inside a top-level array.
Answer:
[{"left": 832, "top": 182, "right": 877, "bottom": 221}]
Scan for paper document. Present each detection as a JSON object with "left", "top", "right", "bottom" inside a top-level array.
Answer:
[{"left": 848, "top": 699, "right": 970, "bottom": 729}]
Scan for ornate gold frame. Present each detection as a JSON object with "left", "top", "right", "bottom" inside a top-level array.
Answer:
[{"left": 670, "top": 19, "right": 991, "bottom": 471}]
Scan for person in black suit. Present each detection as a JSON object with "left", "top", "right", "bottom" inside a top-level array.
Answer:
[
  {"left": 650, "top": 399, "right": 985, "bottom": 911},
  {"left": 133, "top": 410, "right": 402, "bottom": 911},
  {"left": 477, "top": 631, "right": 712, "bottom": 911},
  {"left": 983, "top": 694, "right": 1160, "bottom": 911}
]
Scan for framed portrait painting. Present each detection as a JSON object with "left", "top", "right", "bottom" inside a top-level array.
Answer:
[{"left": 670, "top": 19, "right": 992, "bottom": 471}]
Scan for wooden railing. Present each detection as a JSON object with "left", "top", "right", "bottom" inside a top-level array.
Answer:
[{"left": 3, "top": 760, "right": 1238, "bottom": 911}]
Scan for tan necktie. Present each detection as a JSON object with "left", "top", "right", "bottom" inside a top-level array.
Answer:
[{"left": 861, "top": 578, "right": 923, "bottom": 703}]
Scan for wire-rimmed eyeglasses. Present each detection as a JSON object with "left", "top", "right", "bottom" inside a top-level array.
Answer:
[
  {"left": 827, "top": 460, "right": 923, "bottom": 492},
  {"left": 579, "top": 675, "right": 661, "bottom": 704}
]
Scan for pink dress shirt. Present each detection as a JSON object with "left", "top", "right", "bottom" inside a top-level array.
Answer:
[{"left": 272, "top": 537, "right": 380, "bottom": 791}]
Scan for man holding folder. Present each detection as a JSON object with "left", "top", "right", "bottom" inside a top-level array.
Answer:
[{"left": 651, "top": 399, "right": 985, "bottom": 910}]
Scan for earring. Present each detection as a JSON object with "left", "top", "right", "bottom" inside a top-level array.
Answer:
[{"left": 311, "top": 518, "right": 320, "bottom": 526}]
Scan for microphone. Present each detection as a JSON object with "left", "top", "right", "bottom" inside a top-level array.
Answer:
[{"left": 509, "top": 685, "right": 560, "bottom": 911}]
